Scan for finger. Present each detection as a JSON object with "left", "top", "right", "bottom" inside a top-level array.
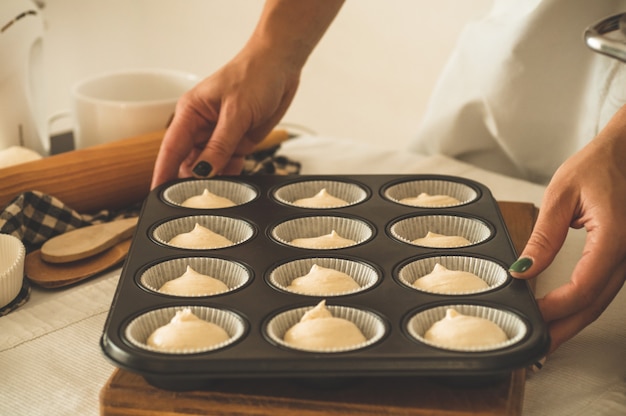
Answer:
[
  {"left": 151, "top": 132, "right": 187, "bottom": 188},
  {"left": 537, "top": 230, "right": 622, "bottom": 322},
  {"left": 220, "top": 155, "right": 246, "bottom": 176},
  {"left": 509, "top": 190, "right": 573, "bottom": 279},
  {"left": 542, "top": 260, "right": 626, "bottom": 353},
  {"left": 188, "top": 104, "right": 256, "bottom": 178},
  {"left": 151, "top": 111, "right": 210, "bottom": 188}
]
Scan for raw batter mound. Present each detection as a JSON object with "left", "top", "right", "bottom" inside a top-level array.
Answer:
[
  {"left": 147, "top": 308, "right": 230, "bottom": 351},
  {"left": 399, "top": 192, "right": 460, "bottom": 207},
  {"left": 284, "top": 300, "right": 367, "bottom": 351},
  {"left": 290, "top": 230, "right": 356, "bottom": 249},
  {"left": 286, "top": 264, "right": 360, "bottom": 295},
  {"left": 424, "top": 308, "right": 508, "bottom": 349},
  {"left": 412, "top": 263, "right": 488, "bottom": 294},
  {"left": 411, "top": 231, "right": 471, "bottom": 248},
  {"left": 168, "top": 223, "right": 233, "bottom": 249},
  {"left": 158, "top": 265, "right": 229, "bottom": 296},
  {"left": 181, "top": 188, "right": 236, "bottom": 209},
  {"left": 292, "top": 188, "right": 348, "bottom": 208}
]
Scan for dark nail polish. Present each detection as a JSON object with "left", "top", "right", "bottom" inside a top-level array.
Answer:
[
  {"left": 192, "top": 161, "right": 213, "bottom": 177},
  {"left": 509, "top": 257, "right": 533, "bottom": 273},
  {"left": 529, "top": 356, "right": 546, "bottom": 373}
]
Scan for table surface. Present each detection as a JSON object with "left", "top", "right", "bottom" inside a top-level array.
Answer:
[{"left": 1, "top": 135, "right": 625, "bottom": 416}]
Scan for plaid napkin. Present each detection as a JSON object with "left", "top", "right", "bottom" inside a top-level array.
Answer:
[{"left": 0, "top": 146, "right": 301, "bottom": 250}]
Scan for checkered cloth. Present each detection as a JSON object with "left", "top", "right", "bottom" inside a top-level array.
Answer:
[{"left": 0, "top": 146, "right": 301, "bottom": 251}]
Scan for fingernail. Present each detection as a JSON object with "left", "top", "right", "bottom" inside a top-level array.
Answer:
[
  {"left": 509, "top": 257, "right": 533, "bottom": 273},
  {"left": 192, "top": 161, "right": 213, "bottom": 177},
  {"left": 529, "top": 356, "right": 547, "bottom": 372}
]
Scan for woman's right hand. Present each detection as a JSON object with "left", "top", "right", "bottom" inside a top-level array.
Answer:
[
  {"left": 150, "top": 46, "right": 301, "bottom": 188},
  {"left": 150, "top": 0, "right": 345, "bottom": 189}
]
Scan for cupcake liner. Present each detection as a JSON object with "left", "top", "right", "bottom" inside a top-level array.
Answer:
[
  {"left": 271, "top": 216, "right": 373, "bottom": 249},
  {"left": 269, "top": 257, "right": 379, "bottom": 296},
  {"left": 384, "top": 179, "right": 478, "bottom": 208},
  {"left": 139, "top": 257, "right": 251, "bottom": 297},
  {"left": 397, "top": 255, "right": 508, "bottom": 295},
  {"left": 152, "top": 215, "right": 255, "bottom": 249},
  {"left": 273, "top": 180, "right": 368, "bottom": 209},
  {"left": 406, "top": 304, "right": 527, "bottom": 352},
  {"left": 265, "top": 303, "right": 386, "bottom": 353},
  {"left": 162, "top": 179, "right": 257, "bottom": 208},
  {"left": 389, "top": 215, "right": 491, "bottom": 248},
  {"left": 125, "top": 305, "right": 246, "bottom": 354},
  {"left": 0, "top": 234, "right": 26, "bottom": 309}
]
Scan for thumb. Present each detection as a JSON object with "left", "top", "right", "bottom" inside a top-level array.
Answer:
[{"left": 509, "top": 194, "right": 573, "bottom": 279}]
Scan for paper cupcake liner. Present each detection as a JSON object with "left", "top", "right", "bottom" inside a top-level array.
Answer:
[
  {"left": 0, "top": 234, "right": 26, "bottom": 309},
  {"left": 125, "top": 305, "right": 246, "bottom": 355},
  {"left": 389, "top": 215, "right": 491, "bottom": 248},
  {"left": 271, "top": 216, "right": 373, "bottom": 249},
  {"left": 152, "top": 215, "right": 255, "bottom": 249},
  {"left": 139, "top": 257, "right": 251, "bottom": 296},
  {"left": 269, "top": 257, "right": 379, "bottom": 296},
  {"left": 406, "top": 304, "right": 527, "bottom": 352},
  {"left": 397, "top": 255, "right": 509, "bottom": 295},
  {"left": 273, "top": 180, "right": 368, "bottom": 209},
  {"left": 162, "top": 179, "right": 257, "bottom": 208},
  {"left": 265, "top": 303, "right": 386, "bottom": 353},
  {"left": 384, "top": 179, "right": 478, "bottom": 208}
]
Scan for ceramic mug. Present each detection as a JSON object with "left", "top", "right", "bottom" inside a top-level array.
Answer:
[{"left": 70, "top": 68, "right": 199, "bottom": 149}]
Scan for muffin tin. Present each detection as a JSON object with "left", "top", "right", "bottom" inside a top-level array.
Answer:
[{"left": 100, "top": 174, "right": 550, "bottom": 389}]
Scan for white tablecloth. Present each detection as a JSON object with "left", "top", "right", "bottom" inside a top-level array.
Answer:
[{"left": 1, "top": 135, "right": 624, "bottom": 416}]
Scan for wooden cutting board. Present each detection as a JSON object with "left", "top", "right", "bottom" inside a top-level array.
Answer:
[{"left": 100, "top": 200, "right": 538, "bottom": 416}]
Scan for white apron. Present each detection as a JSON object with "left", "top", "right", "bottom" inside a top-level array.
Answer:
[{"left": 409, "top": 0, "right": 626, "bottom": 183}]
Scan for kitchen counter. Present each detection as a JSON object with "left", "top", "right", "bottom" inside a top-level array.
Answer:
[{"left": 1, "top": 135, "right": 624, "bottom": 415}]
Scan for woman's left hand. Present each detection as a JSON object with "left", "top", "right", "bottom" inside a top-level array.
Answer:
[{"left": 510, "top": 105, "right": 626, "bottom": 354}]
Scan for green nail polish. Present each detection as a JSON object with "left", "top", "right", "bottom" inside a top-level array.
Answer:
[{"left": 509, "top": 257, "right": 533, "bottom": 273}]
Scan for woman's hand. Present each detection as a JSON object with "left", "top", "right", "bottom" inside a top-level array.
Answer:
[
  {"left": 150, "top": 47, "right": 301, "bottom": 188},
  {"left": 150, "top": 0, "right": 344, "bottom": 189},
  {"left": 510, "top": 105, "right": 626, "bottom": 353}
]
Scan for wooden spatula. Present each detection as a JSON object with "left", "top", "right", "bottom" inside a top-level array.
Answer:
[
  {"left": 25, "top": 239, "right": 132, "bottom": 288},
  {"left": 40, "top": 217, "right": 138, "bottom": 263}
]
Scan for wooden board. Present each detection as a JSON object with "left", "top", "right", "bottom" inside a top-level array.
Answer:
[{"left": 100, "top": 200, "right": 538, "bottom": 416}]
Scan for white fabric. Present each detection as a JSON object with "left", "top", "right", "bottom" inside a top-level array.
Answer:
[
  {"left": 410, "top": 0, "right": 626, "bottom": 184},
  {"left": 2, "top": 135, "right": 623, "bottom": 415}
]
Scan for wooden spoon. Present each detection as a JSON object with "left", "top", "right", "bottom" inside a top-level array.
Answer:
[
  {"left": 25, "top": 239, "right": 132, "bottom": 288},
  {"left": 40, "top": 217, "right": 138, "bottom": 263}
]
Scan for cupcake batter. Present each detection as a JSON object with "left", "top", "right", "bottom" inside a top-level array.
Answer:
[
  {"left": 412, "top": 231, "right": 471, "bottom": 248},
  {"left": 146, "top": 308, "right": 230, "bottom": 351},
  {"left": 286, "top": 264, "right": 360, "bottom": 295},
  {"left": 412, "top": 263, "right": 488, "bottom": 294},
  {"left": 283, "top": 300, "right": 367, "bottom": 351},
  {"left": 290, "top": 230, "right": 356, "bottom": 249},
  {"left": 168, "top": 223, "right": 233, "bottom": 249},
  {"left": 158, "top": 265, "right": 229, "bottom": 296},
  {"left": 293, "top": 188, "right": 348, "bottom": 208},
  {"left": 181, "top": 188, "right": 236, "bottom": 208},
  {"left": 399, "top": 192, "right": 460, "bottom": 207},
  {"left": 424, "top": 308, "right": 508, "bottom": 349}
]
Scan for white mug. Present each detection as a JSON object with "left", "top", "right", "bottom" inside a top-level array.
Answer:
[{"left": 70, "top": 68, "right": 199, "bottom": 149}]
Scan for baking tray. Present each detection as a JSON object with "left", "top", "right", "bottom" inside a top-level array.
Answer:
[{"left": 100, "top": 174, "right": 549, "bottom": 390}]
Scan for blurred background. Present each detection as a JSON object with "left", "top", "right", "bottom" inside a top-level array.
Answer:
[{"left": 42, "top": 0, "right": 493, "bottom": 148}]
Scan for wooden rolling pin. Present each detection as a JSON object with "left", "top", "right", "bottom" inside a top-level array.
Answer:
[{"left": 0, "top": 129, "right": 289, "bottom": 213}]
